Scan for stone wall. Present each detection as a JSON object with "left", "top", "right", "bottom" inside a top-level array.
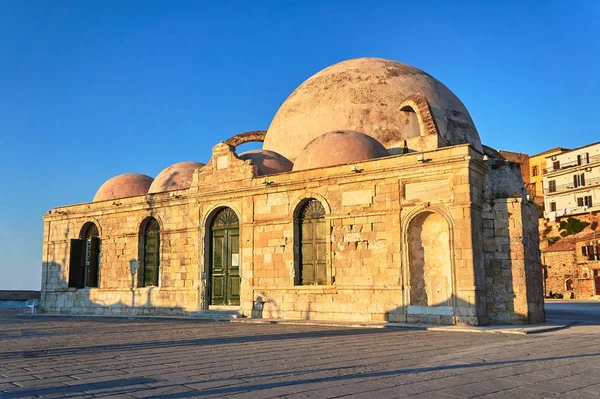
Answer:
[
  {"left": 481, "top": 161, "right": 545, "bottom": 324},
  {"left": 541, "top": 251, "right": 576, "bottom": 297},
  {"left": 41, "top": 144, "right": 544, "bottom": 325},
  {"left": 0, "top": 291, "right": 40, "bottom": 301},
  {"left": 41, "top": 196, "right": 200, "bottom": 315}
]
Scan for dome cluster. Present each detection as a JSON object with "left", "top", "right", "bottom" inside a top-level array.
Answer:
[
  {"left": 93, "top": 58, "right": 480, "bottom": 202},
  {"left": 93, "top": 162, "right": 204, "bottom": 202},
  {"left": 264, "top": 57, "right": 481, "bottom": 160}
]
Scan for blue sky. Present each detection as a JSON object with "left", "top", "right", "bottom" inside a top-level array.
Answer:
[{"left": 1, "top": 1, "right": 599, "bottom": 289}]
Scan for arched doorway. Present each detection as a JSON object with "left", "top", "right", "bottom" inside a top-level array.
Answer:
[
  {"left": 209, "top": 208, "right": 240, "bottom": 306},
  {"left": 407, "top": 211, "right": 453, "bottom": 307},
  {"left": 69, "top": 222, "right": 100, "bottom": 289}
]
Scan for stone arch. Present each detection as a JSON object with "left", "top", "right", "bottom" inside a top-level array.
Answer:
[
  {"left": 79, "top": 221, "right": 100, "bottom": 239},
  {"left": 224, "top": 130, "right": 267, "bottom": 148},
  {"left": 290, "top": 193, "right": 332, "bottom": 219},
  {"left": 399, "top": 94, "right": 439, "bottom": 138},
  {"left": 403, "top": 207, "right": 455, "bottom": 308}
]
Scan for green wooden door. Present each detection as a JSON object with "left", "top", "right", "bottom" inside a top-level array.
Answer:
[{"left": 211, "top": 208, "right": 240, "bottom": 306}]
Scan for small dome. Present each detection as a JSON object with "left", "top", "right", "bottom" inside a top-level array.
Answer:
[
  {"left": 148, "top": 161, "right": 205, "bottom": 193},
  {"left": 238, "top": 150, "right": 293, "bottom": 175},
  {"left": 93, "top": 173, "right": 154, "bottom": 202},
  {"left": 292, "top": 130, "right": 388, "bottom": 171}
]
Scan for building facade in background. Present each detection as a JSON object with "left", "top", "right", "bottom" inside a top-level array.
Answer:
[
  {"left": 543, "top": 142, "right": 600, "bottom": 219},
  {"left": 41, "top": 58, "right": 545, "bottom": 325},
  {"left": 542, "top": 231, "right": 600, "bottom": 298},
  {"left": 527, "top": 148, "right": 570, "bottom": 205}
]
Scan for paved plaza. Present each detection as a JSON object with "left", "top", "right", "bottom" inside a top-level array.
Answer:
[{"left": 0, "top": 305, "right": 599, "bottom": 399}]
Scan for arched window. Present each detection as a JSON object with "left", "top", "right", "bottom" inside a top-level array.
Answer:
[
  {"left": 142, "top": 218, "right": 160, "bottom": 287},
  {"left": 296, "top": 199, "right": 326, "bottom": 285},
  {"left": 69, "top": 222, "right": 100, "bottom": 288}
]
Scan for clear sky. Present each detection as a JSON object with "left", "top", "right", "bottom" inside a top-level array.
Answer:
[{"left": 1, "top": 1, "right": 599, "bottom": 290}]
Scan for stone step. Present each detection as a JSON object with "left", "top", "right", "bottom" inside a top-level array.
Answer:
[{"left": 190, "top": 309, "right": 244, "bottom": 320}]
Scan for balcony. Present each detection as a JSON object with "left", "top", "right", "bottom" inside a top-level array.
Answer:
[
  {"left": 544, "top": 153, "right": 600, "bottom": 173},
  {"left": 544, "top": 176, "right": 600, "bottom": 194}
]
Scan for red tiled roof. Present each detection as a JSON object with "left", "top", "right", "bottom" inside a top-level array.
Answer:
[
  {"left": 542, "top": 239, "right": 576, "bottom": 252},
  {"left": 542, "top": 231, "right": 600, "bottom": 253}
]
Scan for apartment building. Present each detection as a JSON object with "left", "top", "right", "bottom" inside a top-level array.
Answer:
[
  {"left": 528, "top": 148, "right": 570, "bottom": 204},
  {"left": 543, "top": 142, "right": 600, "bottom": 219}
]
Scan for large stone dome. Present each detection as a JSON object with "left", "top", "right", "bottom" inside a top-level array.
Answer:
[
  {"left": 238, "top": 150, "right": 293, "bottom": 175},
  {"left": 264, "top": 57, "right": 482, "bottom": 160},
  {"left": 148, "top": 161, "right": 205, "bottom": 193},
  {"left": 293, "top": 130, "right": 388, "bottom": 171},
  {"left": 93, "top": 173, "right": 154, "bottom": 202}
]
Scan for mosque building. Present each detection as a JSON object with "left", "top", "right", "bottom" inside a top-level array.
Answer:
[{"left": 41, "top": 58, "right": 545, "bottom": 325}]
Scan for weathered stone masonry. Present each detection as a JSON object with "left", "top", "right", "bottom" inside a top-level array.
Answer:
[
  {"left": 41, "top": 57, "right": 545, "bottom": 325},
  {"left": 42, "top": 145, "right": 544, "bottom": 324}
]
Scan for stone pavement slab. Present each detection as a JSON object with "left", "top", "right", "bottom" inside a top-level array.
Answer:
[{"left": 0, "top": 309, "right": 599, "bottom": 398}]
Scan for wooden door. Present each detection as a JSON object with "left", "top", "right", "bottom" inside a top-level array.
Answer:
[
  {"left": 595, "top": 276, "right": 600, "bottom": 296},
  {"left": 299, "top": 200, "right": 326, "bottom": 285},
  {"left": 210, "top": 208, "right": 240, "bottom": 306}
]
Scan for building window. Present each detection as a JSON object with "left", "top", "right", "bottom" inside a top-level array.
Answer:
[
  {"left": 141, "top": 217, "right": 160, "bottom": 287},
  {"left": 565, "top": 278, "right": 574, "bottom": 291},
  {"left": 527, "top": 182, "right": 536, "bottom": 198},
  {"left": 584, "top": 195, "right": 593, "bottom": 207},
  {"left": 295, "top": 199, "right": 326, "bottom": 285},
  {"left": 548, "top": 180, "right": 556, "bottom": 193},
  {"left": 577, "top": 153, "right": 589, "bottom": 165},
  {"left": 573, "top": 173, "right": 585, "bottom": 188},
  {"left": 550, "top": 202, "right": 557, "bottom": 212},
  {"left": 587, "top": 242, "right": 599, "bottom": 261},
  {"left": 553, "top": 160, "right": 560, "bottom": 171},
  {"left": 69, "top": 223, "right": 100, "bottom": 288},
  {"left": 531, "top": 166, "right": 539, "bottom": 177}
]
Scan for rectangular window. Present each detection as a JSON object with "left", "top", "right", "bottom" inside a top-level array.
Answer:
[
  {"left": 550, "top": 202, "right": 557, "bottom": 212},
  {"left": 532, "top": 166, "right": 539, "bottom": 176},
  {"left": 573, "top": 173, "right": 585, "bottom": 188},
  {"left": 553, "top": 160, "right": 560, "bottom": 171},
  {"left": 578, "top": 153, "right": 590, "bottom": 165},
  {"left": 582, "top": 246, "right": 588, "bottom": 256},
  {"left": 588, "top": 245, "right": 596, "bottom": 261},
  {"left": 584, "top": 196, "right": 593, "bottom": 207},
  {"left": 548, "top": 180, "right": 556, "bottom": 193},
  {"left": 577, "top": 197, "right": 584, "bottom": 207}
]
